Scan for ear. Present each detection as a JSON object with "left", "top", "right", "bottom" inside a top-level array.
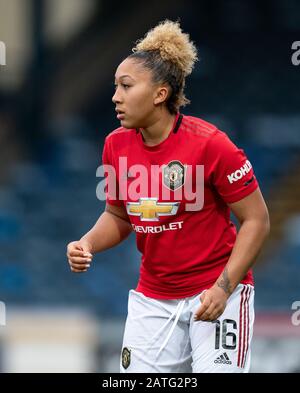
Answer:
[{"left": 153, "top": 85, "right": 170, "bottom": 106}]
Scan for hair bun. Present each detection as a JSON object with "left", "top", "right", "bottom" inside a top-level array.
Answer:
[{"left": 132, "top": 20, "right": 198, "bottom": 76}]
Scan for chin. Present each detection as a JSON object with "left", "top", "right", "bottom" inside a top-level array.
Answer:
[{"left": 120, "top": 119, "right": 136, "bottom": 129}]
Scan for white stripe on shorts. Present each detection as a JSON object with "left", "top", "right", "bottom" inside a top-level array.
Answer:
[{"left": 237, "top": 285, "right": 251, "bottom": 368}]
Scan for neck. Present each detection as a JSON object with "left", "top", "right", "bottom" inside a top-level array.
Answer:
[{"left": 140, "top": 111, "right": 176, "bottom": 146}]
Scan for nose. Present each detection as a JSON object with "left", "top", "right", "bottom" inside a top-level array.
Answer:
[{"left": 112, "top": 86, "right": 122, "bottom": 104}]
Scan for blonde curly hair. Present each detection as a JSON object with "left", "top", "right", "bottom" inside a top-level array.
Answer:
[{"left": 129, "top": 20, "right": 198, "bottom": 114}]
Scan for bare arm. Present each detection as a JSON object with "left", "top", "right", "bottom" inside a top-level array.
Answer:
[
  {"left": 195, "top": 188, "right": 270, "bottom": 321},
  {"left": 81, "top": 204, "right": 133, "bottom": 253},
  {"left": 216, "top": 188, "right": 270, "bottom": 294},
  {"left": 67, "top": 204, "right": 133, "bottom": 273}
]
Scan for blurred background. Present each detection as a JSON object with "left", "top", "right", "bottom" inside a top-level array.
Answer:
[{"left": 0, "top": 0, "right": 300, "bottom": 373}]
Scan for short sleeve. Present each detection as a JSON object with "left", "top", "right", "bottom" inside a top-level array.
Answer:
[
  {"left": 102, "top": 137, "right": 123, "bottom": 207},
  {"left": 206, "top": 131, "right": 259, "bottom": 204}
]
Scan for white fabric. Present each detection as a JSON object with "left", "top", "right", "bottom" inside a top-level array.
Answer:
[
  {"left": 156, "top": 299, "right": 186, "bottom": 359},
  {"left": 120, "top": 284, "right": 255, "bottom": 373}
]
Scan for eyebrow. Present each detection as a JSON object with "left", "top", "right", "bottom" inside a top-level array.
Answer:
[{"left": 114, "top": 75, "right": 135, "bottom": 82}]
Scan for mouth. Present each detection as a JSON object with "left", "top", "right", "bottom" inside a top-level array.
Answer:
[{"left": 116, "top": 109, "right": 126, "bottom": 120}]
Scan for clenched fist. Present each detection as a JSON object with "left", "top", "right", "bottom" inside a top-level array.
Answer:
[{"left": 67, "top": 240, "right": 93, "bottom": 273}]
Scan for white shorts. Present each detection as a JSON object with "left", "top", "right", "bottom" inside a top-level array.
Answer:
[{"left": 120, "top": 284, "right": 254, "bottom": 373}]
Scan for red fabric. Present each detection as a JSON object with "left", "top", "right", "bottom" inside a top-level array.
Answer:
[{"left": 102, "top": 114, "right": 258, "bottom": 299}]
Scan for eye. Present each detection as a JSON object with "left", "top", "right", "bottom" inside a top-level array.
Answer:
[{"left": 113, "top": 83, "right": 130, "bottom": 90}]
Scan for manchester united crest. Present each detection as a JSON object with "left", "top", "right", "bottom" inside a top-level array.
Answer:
[
  {"left": 163, "top": 160, "right": 186, "bottom": 191},
  {"left": 122, "top": 347, "right": 131, "bottom": 369}
]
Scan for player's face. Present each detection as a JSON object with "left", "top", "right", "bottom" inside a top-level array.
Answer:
[{"left": 113, "top": 58, "right": 162, "bottom": 128}]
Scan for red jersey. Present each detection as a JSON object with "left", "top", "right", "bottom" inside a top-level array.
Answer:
[{"left": 102, "top": 113, "right": 258, "bottom": 299}]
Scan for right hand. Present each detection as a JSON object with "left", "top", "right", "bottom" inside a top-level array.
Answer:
[{"left": 67, "top": 240, "right": 93, "bottom": 273}]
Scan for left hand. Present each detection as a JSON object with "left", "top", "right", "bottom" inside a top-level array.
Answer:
[{"left": 194, "top": 284, "right": 230, "bottom": 322}]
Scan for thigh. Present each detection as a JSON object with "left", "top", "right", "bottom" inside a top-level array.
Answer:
[
  {"left": 190, "top": 284, "right": 255, "bottom": 373},
  {"left": 120, "top": 289, "right": 192, "bottom": 373}
]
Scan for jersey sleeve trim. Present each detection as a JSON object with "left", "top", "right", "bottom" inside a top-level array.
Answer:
[{"left": 222, "top": 180, "right": 259, "bottom": 204}]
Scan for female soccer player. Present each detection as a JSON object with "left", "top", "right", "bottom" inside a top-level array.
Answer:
[{"left": 67, "top": 20, "right": 270, "bottom": 373}]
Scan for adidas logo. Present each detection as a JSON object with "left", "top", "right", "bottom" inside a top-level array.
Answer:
[{"left": 214, "top": 352, "right": 232, "bottom": 365}]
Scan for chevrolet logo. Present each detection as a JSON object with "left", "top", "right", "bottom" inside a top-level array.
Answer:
[{"left": 126, "top": 198, "right": 180, "bottom": 221}]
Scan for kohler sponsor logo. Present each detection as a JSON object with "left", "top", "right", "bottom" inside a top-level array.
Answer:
[{"left": 227, "top": 160, "right": 252, "bottom": 184}]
